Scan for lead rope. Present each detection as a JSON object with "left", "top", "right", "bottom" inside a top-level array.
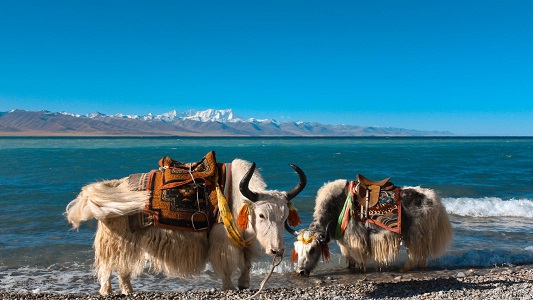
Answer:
[{"left": 244, "top": 254, "right": 283, "bottom": 300}]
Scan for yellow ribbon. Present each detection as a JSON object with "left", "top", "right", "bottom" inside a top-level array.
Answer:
[
  {"left": 297, "top": 233, "right": 317, "bottom": 245},
  {"left": 217, "top": 185, "right": 256, "bottom": 248}
]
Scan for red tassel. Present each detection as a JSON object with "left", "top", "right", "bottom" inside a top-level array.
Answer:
[
  {"left": 292, "top": 249, "right": 298, "bottom": 263},
  {"left": 288, "top": 202, "right": 302, "bottom": 227},
  {"left": 321, "top": 243, "right": 330, "bottom": 262},
  {"left": 237, "top": 204, "right": 249, "bottom": 230}
]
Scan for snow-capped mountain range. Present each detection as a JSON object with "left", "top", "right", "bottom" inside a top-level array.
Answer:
[
  {"left": 71, "top": 109, "right": 269, "bottom": 124},
  {"left": 0, "top": 109, "right": 453, "bottom": 136}
]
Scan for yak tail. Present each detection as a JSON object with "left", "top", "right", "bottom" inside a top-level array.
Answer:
[
  {"left": 65, "top": 177, "right": 149, "bottom": 229},
  {"left": 428, "top": 199, "right": 454, "bottom": 257}
]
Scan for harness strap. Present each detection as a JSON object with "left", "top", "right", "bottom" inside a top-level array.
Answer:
[
  {"left": 223, "top": 163, "right": 232, "bottom": 200},
  {"left": 335, "top": 180, "right": 355, "bottom": 239},
  {"left": 216, "top": 163, "right": 255, "bottom": 248}
]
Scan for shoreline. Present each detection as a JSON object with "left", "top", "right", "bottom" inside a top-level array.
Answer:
[{"left": 2, "top": 264, "right": 532, "bottom": 299}]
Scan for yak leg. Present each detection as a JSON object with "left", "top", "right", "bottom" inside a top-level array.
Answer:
[
  {"left": 347, "top": 257, "right": 366, "bottom": 272},
  {"left": 238, "top": 250, "right": 252, "bottom": 289},
  {"left": 98, "top": 269, "right": 113, "bottom": 296},
  {"left": 118, "top": 272, "right": 134, "bottom": 295},
  {"left": 401, "top": 252, "right": 415, "bottom": 272},
  {"left": 339, "top": 243, "right": 367, "bottom": 272},
  {"left": 402, "top": 249, "right": 427, "bottom": 272},
  {"left": 208, "top": 224, "right": 240, "bottom": 290},
  {"left": 415, "top": 257, "right": 428, "bottom": 270}
]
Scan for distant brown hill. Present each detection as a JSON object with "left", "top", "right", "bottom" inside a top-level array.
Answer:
[{"left": 0, "top": 109, "right": 453, "bottom": 136}]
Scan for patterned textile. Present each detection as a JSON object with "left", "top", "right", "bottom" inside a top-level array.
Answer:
[
  {"left": 128, "top": 151, "right": 224, "bottom": 232},
  {"left": 361, "top": 187, "right": 401, "bottom": 234},
  {"left": 336, "top": 181, "right": 402, "bottom": 237}
]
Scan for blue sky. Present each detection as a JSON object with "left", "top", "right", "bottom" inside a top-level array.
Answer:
[{"left": 1, "top": 1, "right": 532, "bottom": 135}]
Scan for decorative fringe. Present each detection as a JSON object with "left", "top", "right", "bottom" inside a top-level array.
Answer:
[
  {"left": 287, "top": 202, "right": 302, "bottom": 227},
  {"left": 292, "top": 249, "right": 298, "bottom": 263},
  {"left": 321, "top": 243, "right": 330, "bottom": 262},
  {"left": 237, "top": 204, "right": 249, "bottom": 230}
]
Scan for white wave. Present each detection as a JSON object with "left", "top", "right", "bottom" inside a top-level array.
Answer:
[{"left": 443, "top": 197, "right": 533, "bottom": 218}]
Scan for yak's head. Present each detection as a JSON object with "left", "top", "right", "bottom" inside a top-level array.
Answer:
[
  {"left": 238, "top": 162, "right": 306, "bottom": 257},
  {"left": 286, "top": 223, "right": 333, "bottom": 276}
]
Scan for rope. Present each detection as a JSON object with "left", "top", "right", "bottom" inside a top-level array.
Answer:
[{"left": 244, "top": 254, "right": 283, "bottom": 300}]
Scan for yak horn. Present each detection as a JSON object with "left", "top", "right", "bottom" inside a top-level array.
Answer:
[
  {"left": 239, "top": 162, "right": 259, "bottom": 202},
  {"left": 286, "top": 164, "right": 307, "bottom": 201},
  {"left": 318, "top": 220, "right": 335, "bottom": 244},
  {"left": 285, "top": 220, "right": 298, "bottom": 237}
]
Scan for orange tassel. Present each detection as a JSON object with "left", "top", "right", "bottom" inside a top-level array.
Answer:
[
  {"left": 321, "top": 243, "right": 330, "bottom": 262},
  {"left": 292, "top": 249, "right": 298, "bottom": 263},
  {"left": 237, "top": 204, "right": 249, "bottom": 230},
  {"left": 287, "top": 202, "right": 302, "bottom": 227}
]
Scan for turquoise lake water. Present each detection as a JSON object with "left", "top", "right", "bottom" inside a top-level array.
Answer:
[{"left": 0, "top": 137, "right": 532, "bottom": 293}]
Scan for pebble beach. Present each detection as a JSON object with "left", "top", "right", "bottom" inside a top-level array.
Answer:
[{"left": 2, "top": 264, "right": 532, "bottom": 300}]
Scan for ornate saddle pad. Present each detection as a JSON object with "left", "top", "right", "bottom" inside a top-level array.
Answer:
[
  {"left": 352, "top": 175, "right": 402, "bottom": 234},
  {"left": 128, "top": 151, "right": 227, "bottom": 232}
]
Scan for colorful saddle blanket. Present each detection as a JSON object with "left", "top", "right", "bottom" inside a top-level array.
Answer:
[
  {"left": 128, "top": 151, "right": 228, "bottom": 232},
  {"left": 336, "top": 178, "right": 402, "bottom": 238},
  {"left": 355, "top": 184, "right": 402, "bottom": 234}
]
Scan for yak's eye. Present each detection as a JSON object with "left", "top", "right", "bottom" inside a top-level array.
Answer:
[{"left": 259, "top": 214, "right": 265, "bottom": 219}]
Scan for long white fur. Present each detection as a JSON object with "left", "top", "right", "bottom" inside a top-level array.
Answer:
[
  {"left": 65, "top": 158, "right": 292, "bottom": 295},
  {"left": 295, "top": 179, "right": 452, "bottom": 275}
]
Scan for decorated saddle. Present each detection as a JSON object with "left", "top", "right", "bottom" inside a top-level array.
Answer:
[
  {"left": 336, "top": 174, "right": 402, "bottom": 238},
  {"left": 128, "top": 151, "right": 227, "bottom": 232}
]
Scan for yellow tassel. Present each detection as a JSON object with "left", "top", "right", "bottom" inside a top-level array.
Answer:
[
  {"left": 287, "top": 201, "right": 302, "bottom": 227},
  {"left": 216, "top": 186, "right": 255, "bottom": 248},
  {"left": 237, "top": 204, "right": 249, "bottom": 230}
]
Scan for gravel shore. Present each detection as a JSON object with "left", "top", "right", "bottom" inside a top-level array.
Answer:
[{"left": 2, "top": 265, "right": 532, "bottom": 300}]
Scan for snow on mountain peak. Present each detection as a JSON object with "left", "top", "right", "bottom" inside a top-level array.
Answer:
[
  {"left": 182, "top": 109, "right": 239, "bottom": 122},
  {"left": 79, "top": 108, "right": 263, "bottom": 124}
]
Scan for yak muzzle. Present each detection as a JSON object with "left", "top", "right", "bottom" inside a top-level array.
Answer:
[{"left": 269, "top": 248, "right": 285, "bottom": 256}]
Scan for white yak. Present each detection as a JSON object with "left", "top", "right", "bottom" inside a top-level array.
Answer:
[{"left": 66, "top": 158, "right": 306, "bottom": 295}]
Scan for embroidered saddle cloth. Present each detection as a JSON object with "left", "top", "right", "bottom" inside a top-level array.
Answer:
[
  {"left": 128, "top": 151, "right": 225, "bottom": 232},
  {"left": 352, "top": 176, "right": 402, "bottom": 234}
]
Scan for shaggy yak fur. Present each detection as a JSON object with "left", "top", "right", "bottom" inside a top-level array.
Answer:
[
  {"left": 66, "top": 159, "right": 306, "bottom": 295},
  {"left": 291, "top": 179, "right": 452, "bottom": 276}
]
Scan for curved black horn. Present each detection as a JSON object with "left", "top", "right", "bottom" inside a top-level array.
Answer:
[
  {"left": 286, "top": 164, "right": 307, "bottom": 201},
  {"left": 318, "top": 220, "right": 336, "bottom": 244},
  {"left": 285, "top": 220, "right": 298, "bottom": 237},
  {"left": 239, "top": 162, "right": 259, "bottom": 202}
]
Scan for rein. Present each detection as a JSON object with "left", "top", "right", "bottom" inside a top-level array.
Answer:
[{"left": 244, "top": 254, "right": 283, "bottom": 300}]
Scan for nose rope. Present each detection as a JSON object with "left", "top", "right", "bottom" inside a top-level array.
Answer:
[{"left": 244, "top": 254, "right": 283, "bottom": 300}]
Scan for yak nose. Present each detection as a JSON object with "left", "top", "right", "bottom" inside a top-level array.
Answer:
[
  {"left": 298, "top": 270, "right": 310, "bottom": 276},
  {"left": 270, "top": 248, "right": 284, "bottom": 256}
]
